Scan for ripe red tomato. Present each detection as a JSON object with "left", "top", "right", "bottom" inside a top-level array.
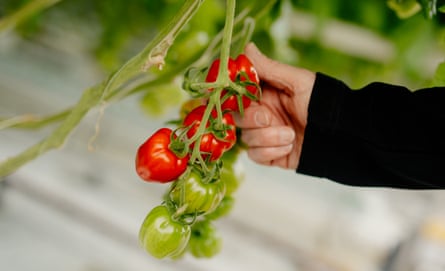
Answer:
[
  {"left": 205, "top": 54, "right": 259, "bottom": 112},
  {"left": 232, "top": 54, "right": 260, "bottom": 109},
  {"left": 205, "top": 58, "right": 237, "bottom": 83},
  {"left": 183, "top": 105, "right": 236, "bottom": 162},
  {"left": 135, "top": 128, "right": 189, "bottom": 183}
]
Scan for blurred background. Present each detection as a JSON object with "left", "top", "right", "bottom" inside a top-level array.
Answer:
[{"left": 1, "top": 0, "right": 445, "bottom": 270}]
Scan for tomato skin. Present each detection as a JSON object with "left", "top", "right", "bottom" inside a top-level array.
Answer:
[
  {"left": 183, "top": 105, "right": 236, "bottom": 162},
  {"left": 220, "top": 159, "right": 244, "bottom": 195},
  {"left": 188, "top": 220, "right": 222, "bottom": 258},
  {"left": 135, "top": 128, "right": 189, "bottom": 183},
  {"left": 205, "top": 58, "right": 237, "bottom": 83},
  {"left": 231, "top": 54, "right": 260, "bottom": 110},
  {"left": 139, "top": 205, "right": 191, "bottom": 259},
  {"left": 170, "top": 170, "right": 226, "bottom": 215},
  {"left": 206, "top": 54, "right": 259, "bottom": 112}
]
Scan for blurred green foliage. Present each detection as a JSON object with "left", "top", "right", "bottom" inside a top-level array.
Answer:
[
  {"left": 283, "top": 0, "right": 444, "bottom": 88},
  {"left": 1, "top": 0, "right": 444, "bottom": 90}
]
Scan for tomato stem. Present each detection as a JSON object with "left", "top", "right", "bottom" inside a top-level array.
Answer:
[
  {"left": 188, "top": 103, "right": 214, "bottom": 171},
  {"left": 187, "top": 0, "right": 236, "bottom": 93},
  {"left": 180, "top": 0, "right": 239, "bottom": 174},
  {"left": 217, "top": 0, "right": 236, "bottom": 85},
  {"left": 231, "top": 17, "right": 255, "bottom": 57}
]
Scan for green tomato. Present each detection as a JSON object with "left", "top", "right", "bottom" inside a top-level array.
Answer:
[
  {"left": 220, "top": 140, "right": 242, "bottom": 167},
  {"left": 220, "top": 163, "right": 244, "bottom": 196},
  {"left": 205, "top": 196, "right": 235, "bottom": 220},
  {"left": 139, "top": 205, "right": 191, "bottom": 259},
  {"left": 170, "top": 170, "right": 226, "bottom": 215},
  {"left": 188, "top": 220, "right": 222, "bottom": 258}
]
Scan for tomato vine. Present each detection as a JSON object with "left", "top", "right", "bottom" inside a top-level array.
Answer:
[{"left": 134, "top": 0, "right": 263, "bottom": 259}]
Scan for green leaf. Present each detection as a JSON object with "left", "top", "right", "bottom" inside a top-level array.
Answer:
[
  {"left": 433, "top": 61, "right": 445, "bottom": 86},
  {"left": 439, "top": 4, "right": 445, "bottom": 12},
  {"left": 387, "top": 0, "right": 422, "bottom": 18}
]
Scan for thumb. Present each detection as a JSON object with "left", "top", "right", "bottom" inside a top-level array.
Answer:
[{"left": 233, "top": 103, "right": 272, "bottom": 129}]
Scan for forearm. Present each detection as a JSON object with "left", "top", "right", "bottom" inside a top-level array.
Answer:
[{"left": 297, "top": 73, "right": 445, "bottom": 189}]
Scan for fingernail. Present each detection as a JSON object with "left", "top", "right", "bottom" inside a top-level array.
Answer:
[
  {"left": 254, "top": 109, "right": 270, "bottom": 127},
  {"left": 283, "top": 144, "right": 294, "bottom": 152},
  {"left": 280, "top": 128, "right": 295, "bottom": 144},
  {"left": 277, "top": 144, "right": 293, "bottom": 155}
]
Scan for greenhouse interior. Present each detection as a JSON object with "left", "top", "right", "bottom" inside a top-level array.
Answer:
[{"left": 1, "top": 1, "right": 445, "bottom": 271}]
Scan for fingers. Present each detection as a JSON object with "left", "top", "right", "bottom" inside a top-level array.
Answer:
[
  {"left": 234, "top": 103, "right": 296, "bottom": 168},
  {"left": 246, "top": 145, "right": 293, "bottom": 165},
  {"left": 244, "top": 43, "right": 316, "bottom": 97},
  {"left": 244, "top": 43, "right": 298, "bottom": 95},
  {"left": 242, "top": 126, "right": 295, "bottom": 168},
  {"left": 233, "top": 103, "right": 271, "bottom": 129},
  {"left": 241, "top": 126, "right": 295, "bottom": 147}
]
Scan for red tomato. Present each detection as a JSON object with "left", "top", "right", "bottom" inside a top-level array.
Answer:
[
  {"left": 205, "top": 58, "right": 237, "bottom": 83},
  {"left": 135, "top": 128, "right": 189, "bottom": 183},
  {"left": 232, "top": 54, "right": 260, "bottom": 110},
  {"left": 205, "top": 54, "right": 259, "bottom": 112},
  {"left": 183, "top": 105, "right": 236, "bottom": 162}
]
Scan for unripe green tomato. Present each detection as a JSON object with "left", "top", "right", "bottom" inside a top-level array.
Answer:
[
  {"left": 188, "top": 220, "right": 222, "bottom": 258},
  {"left": 170, "top": 170, "right": 226, "bottom": 215},
  {"left": 220, "top": 141, "right": 242, "bottom": 167},
  {"left": 139, "top": 205, "right": 191, "bottom": 259},
  {"left": 220, "top": 163, "right": 244, "bottom": 195},
  {"left": 205, "top": 196, "right": 235, "bottom": 220}
]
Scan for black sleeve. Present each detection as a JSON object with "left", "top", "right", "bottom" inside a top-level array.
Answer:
[{"left": 296, "top": 72, "right": 445, "bottom": 189}]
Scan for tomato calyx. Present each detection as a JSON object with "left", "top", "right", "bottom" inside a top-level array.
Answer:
[
  {"left": 167, "top": 127, "right": 191, "bottom": 159},
  {"left": 181, "top": 54, "right": 261, "bottom": 115},
  {"left": 182, "top": 67, "right": 211, "bottom": 98},
  {"left": 168, "top": 165, "right": 225, "bottom": 220},
  {"left": 205, "top": 54, "right": 261, "bottom": 114}
]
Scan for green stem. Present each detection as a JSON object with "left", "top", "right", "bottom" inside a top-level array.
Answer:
[
  {"left": 211, "top": 0, "right": 235, "bottom": 130},
  {"left": 186, "top": 0, "right": 237, "bottom": 170},
  {"left": 216, "top": 0, "right": 237, "bottom": 86},
  {"left": 211, "top": 89, "right": 224, "bottom": 130},
  {"left": 0, "top": 84, "right": 103, "bottom": 178},
  {"left": 100, "top": 0, "right": 205, "bottom": 100},
  {"left": 231, "top": 17, "right": 256, "bottom": 56},
  {"left": 188, "top": 100, "right": 214, "bottom": 171}
]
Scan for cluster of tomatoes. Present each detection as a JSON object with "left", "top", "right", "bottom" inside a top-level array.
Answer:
[{"left": 135, "top": 54, "right": 260, "bottom": 259}]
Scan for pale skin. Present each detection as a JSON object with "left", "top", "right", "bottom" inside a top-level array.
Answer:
[{"left": 234, "top": 43, "right": 316, "bottom": 169}]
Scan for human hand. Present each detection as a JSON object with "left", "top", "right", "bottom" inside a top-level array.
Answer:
[{"left": 235, "top": 43, "right": 316, "bottom": 169}]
